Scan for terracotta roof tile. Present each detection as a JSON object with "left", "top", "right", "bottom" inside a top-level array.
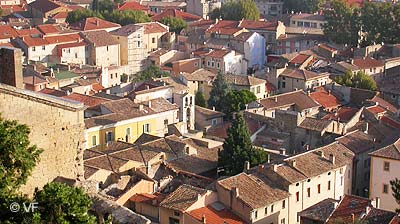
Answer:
[
  {"left": 280, "top": 69, "right": 328, "bottom": 80},
  {"left": 195, "top": 106, "right": 224, "bottom": 118},
  {"left": 217, "top": 173, "right": 290, "bottom": 209},
  {"left": 224, "top": 73, "right": 265, "bottom": 86},
  {"left": 28, "top": 0, "right": 65, "bottom": 13},
  {"left": 0, "top": 25, "right": 18, "bottom": 40},
  {"left": 310, "top": 88, "right": 341, "bottom": 109},
  {"left": 367, "top": 105, "right": 386, "bottom": 115},
  {"left": 62, "top": 92, "right": 109, "bottom": 107},
  {"left": 370, "top": 138, "right": 400, "bottom": 160},
  {"left": 299, "top": 198, "right": 338, "bottom": 222},
  {"left": 137, "top": 22, "right": 168, "bottom": 34},
  {"left": 323, "top": 107, "right": 359, "bottom": 122},
  {"left": 289, "top": 54, "right": 312, "bottom": 65},
  {"left": 182, "top": 68, "right": 216, "bottom": 82},
  {"left": 381, "top": 116, "right": 400, "bottom": 129},
  {"left": 188, "top": 204, "right": 246, "bottom": 224},
  {"left": 160, "top": 184, "right": 207, "bottom": 211},
  {"left": 70, "top": 17, "right": 121, "bottom": 31},
  {"left": 352, "top": 57, "right": 384, "bottom": 69},
  {"left": 117, "top": 1, "right": 149, "bottom": 12},
  {"left": 80, "top": 30, "right": 119, "bottom": 46},
  {"left": 298, "top": 117, "right": 331, "bottom": 132},
  {"left": 15, "top": 27, "right": 42, "bottom": 36},
  {"left": 259, "top": 90, "right": 320, "bottom": 111},
  {"left": 337, "top": 130, "right": 376, "bottom": 154},
  {"left": 239, "top": 20, "right": 279, "bottom": 31},
  {"left": 152, "top": 9, "right": 201, "bottom": 22}
]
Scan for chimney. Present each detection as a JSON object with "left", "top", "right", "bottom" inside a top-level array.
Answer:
[
  {"left": 274, "top": 97, "right": 278, "bottom": 102},
  {"left": 234, "top": 78, "right": 237, "bottom": 84},
  {"left": 372, "top": 197, "right": 380, "bottom": 208},
  {"left": 96, "top": 20, "right": 99, "bottom": 26},
  {"left": 202, "top": 215, "right": 206, "bottom": 224},
  {"left": 57, "top": 67, "right": 60, "bottom": 73},
  {"left": 244, "top": 161, "right": 250, "bottom": 172},
  {"left": 232, "top": 187, "right": 239, "bottom": 198},
  {"left": 139, "top": 104, "right": 144, "bottom": 111},
  {"left": 307, "top": 90, "right": 311, "bottom": 96},
  {"left": 305, "top": 145, "right": 310, "bottom": 151},
  {"left": 212, "top": 106, "right": 215, "bottom": 111},
  {"left": 145, "top": 85, "right": 150, "bottom": 90},
  {"left": 329, "top": 154, "right": 335, "bottom": 165},
  {"left": 366, "top": 206, "right": 372, "bottom": 215},
  {"left": 317, "top": 150, "right": 324, "bottom": 158},
  {"left": 148, "top": 100, "right": 152, "bottom": 108},
  {"left": 364, "top": 122, "right": 369, "bottom": 134},
  {"left": 328, "top": 90, "right": 331, "bottom": 95},
  {"left": 273, "top": 164, "right": 278, "bottom": 172},
  {"left": 267, "top": 153, "right": 271, "bottom": 163},
  {"left": 290, "top": 159, "right": 296, "bottom": 167}
]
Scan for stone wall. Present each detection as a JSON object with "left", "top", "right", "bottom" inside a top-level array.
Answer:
[{"left": 0, "top": 84, "right": 85, "bottom": 196}]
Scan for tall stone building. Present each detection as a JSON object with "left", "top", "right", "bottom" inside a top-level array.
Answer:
[
  {"left": 0, "top": 84, "right": 86, "bottom": 195},
  {"left": 0, "top": 47, "right": 24, "bottom": 89}
]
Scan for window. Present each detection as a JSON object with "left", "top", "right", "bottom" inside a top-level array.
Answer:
[
  {"left": 125, "top": 128, "right": 131, "bottom": 142},
  {"left": 164, "top": 119, "right": 168, "bottom": 128},
  {"left": 217, "top": 62, "right": 220, "bottom": 68},
  {"left": 282, "top": 199, "right": 285, "bottom": 209},
  {"left": 110, "top": 73, "right": 113, "bottom": 79},
  {"left": 364, "top": 158, "right": 371, "bottom": 168},
  {"left": 282, "top": 82, "right": 286, "bottom": 88},
  {"left": 152, "top": 37, "right": 155, "bottom": 43},
  {"left": 383, "top": 184, "right": 389, "bottom": 194},
  {"left": 270, "top": 204, "right": 274, "bottom": 213},
  {"left": 32, "top": 46, "right": 36, "bottom": 51},
  {"left": 173, "top": 211, "right": 180, "bottom": 216},
  {"left": 340, "top": 168, "right": 343, "bottom": 174},
  {"left": 207, "top": 61, "right": 210, "bottom": 67},
  {"left": 296, "top": 192, "right": 299, "bottom": 202},
  {"left": 317, "top": 184, "right": 321, "bottom": 194},
  {"left": 75, "top": 53, "right": 78, "bottom": 58},
  {"left": 384, "top": 161, "right": 390, "bottom": 171},
  {"left": 42, "top": 46, "right": 45, "bottom": 50},
  {"left": 264, "top": 207, "right": 268, "bottom": 215},
  {"left": 340, "top": 176, "right": 344, "bottom": 186},
  {"left": 92, "top": 135, "right": 97, "bottom": 146},
  {"left": 138, "top": 41, "right": 141, "bottom": 47},
  {"left": 281, "top": 218, "right": 286, "bottom": 224},
  {"left": 256, "top": 86, "right": 261, "bottom": 94},
  {"left": 254, "top": 210, "right": 258, "bottom": 219},
  {"left": 307, "top": 188, "right": 311, "bottom": 197},
  {"left": 328, "top": 181, "right": 331, "bottom": 190},
  {"left": 212, "top": 119, "right": 218, "bottom": 126},
  {"left": 105, "top": 132, "right": 114, "bottom": 143},
  {"left": 106, "top": 46, "right": 109, "bottom": 51},
  {"left": 143, "top": 124, "right": 150, "bottom": 133}
]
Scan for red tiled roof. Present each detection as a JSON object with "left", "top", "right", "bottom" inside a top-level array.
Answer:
[
  {"left": 207, "top": 49, "right": 231, "bottom": 58},
  {"left": 265, "top": 82, "right": 276, "bottom": 92},
  {"left": 28, "top": 0, "right": 65, "bottom": 13},
  {"left": 15, "top": 28, "right": 42, "bottom": 36},
  {"left": 352, "top": 57, "right": 384, "bottom": 69},
  {"left": 367, "top": 105, "right": 386, "bottom": 115},
  {"left": 290, "top": 54, "right": 311, "bottom": 65},
  {"left": 0, "top": 25, "right": 18, "bottom": 40},
  {"left": 239, "top": 20, "right": 278, "bottom": 31},
  {"left": 0, "top": 4, "right": 26, "bottom": 12},
  {"left": 381, "top": 116, "right": 400, "bottom": 129},
  {"left": 319, "top": 44, "right": 337, "bottom": 52},
  {"left": 45, "top": 33, "right": 81, "bottom": 44},
  {"left": 129, "top": 193, "right": 166, "bottom": 206},
  {"left": 40, "top": 88, "right": 67, "bottom": 97},
  {"left": 152, "top": 9, "right": 201, "bottom": 22},
  {"left": 140, "top": 22, "right": 168, "bottom": 34},
  {"left": 189, "top": 19, "right": 214, "bottom": 28},
  {"left": 37, "top": 24, "right": 61, "bottom": 34},
  {"left": 327, "top": 195, "right": 370, "bottom": 224},
  {"left": 323, "top": 107, "right": 359, "bottom": 122},
  {"left": 0, "top": 42, "right": 14, "bottom": 47},
  {"left": 62, "top": 92, "right": 109, "bottom": 107},
  {"left": 52, "top": 11, "right": 69, "bottom": 19},
  {"left": 20, "top": 36, "right": 48, "bottom": 47},
  {"left": 188, "top": 205, "right": 246, "bottom": 224},
  {"left": 92, "top": 83, "right": 104, "bottom": 92},
  {"left": 70, "top": 17, "right": 121, "bottom": 31},
  {"left": 117, "top": 1, "right": 148, "bottom": 12},
  {"left": 310, "top": 88, "right": 341, "bottom": 109}
]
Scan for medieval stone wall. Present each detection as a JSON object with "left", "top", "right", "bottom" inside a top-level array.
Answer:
[{"left": 0, "top": 84, "right": 85, "bottom": 196}]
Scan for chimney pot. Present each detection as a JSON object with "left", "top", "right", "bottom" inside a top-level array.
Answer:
[
  {"left": 244, "top": 161, "right": 250, "bottom": 171},
  {"left": 329, "top": 154, "right": 335, "bottom": 164}
]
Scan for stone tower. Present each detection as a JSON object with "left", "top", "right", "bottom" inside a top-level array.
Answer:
[{"left": 0, "top": 47, "right": 24, "bottom": 89}]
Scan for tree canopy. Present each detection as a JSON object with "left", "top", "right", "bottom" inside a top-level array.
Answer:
[
  {"left": 334, "top": 71, "right": 377, "bottom": 91},
  {"left": 208, "top": 72, "right": 231, "bottom": 112},
  {"left": 66, "top": 9, "right": 104, "bottom": 24},
  {"left": 222, "top": 89, "right": 257, "bottom": 119},
  {"left": 283, "top": 0, "right": 325, "bottom": 13},
  {"left": 218, "top": 0, "right": 260, "bottom": 21},
  {"left": 133, "top": 65, "right": 168, "bottom": 82},
  {"left": 103, "top": 10, "right": 150, "bottom": 26},
  {"left": 322, "top": 0, "right": 361, "bottom": 46},
  {"left": 33, "top": 182, "right": 96, "bottom": 224},
  {"left": 195, "top": 91, "right": 207, "bottom": 108},
  {"left": 160, "top": 17, "right": 187, "bottom": 33},
  {"left": 218, "top": 114, "right": 266, "bottom": 176},
  {"left": 391, "top": 178, "right": 400, "bottom": 213}
]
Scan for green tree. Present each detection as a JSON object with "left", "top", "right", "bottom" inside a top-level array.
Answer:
[
  {"left": 209, "top": 7, "right": 221, "bottom": 20},
  {"left": 334, "top": 71, "right": 377, "bottom": 91},
  {"left": 195, "top": 91, "right": 207, "bottom": 108},
  {"left": 104, "top": 10, "right": 150, "bottom": 26},
  {"left": 133, "top": 65, "right": 168, "bottom": 82},
  {"left": 391, "top": 178, "right": 400, "bottom": 213},
  {"left": 283, "top": 0, "right": 325, "bottom": 13},
  {"left": 222, "top": 89, "right": 257, "bottom": 119},
  {"left": 218, "top": 114, "right": 266, "bottom": 176},
  {"left": 208, "top": 72, "right": 230, "bottom": 112},
  {"left": 0, "top": 116, "right": 42, "bottom": 223},
  {"left": 97, "top": 0, "right": 114, "bottom": 14},
  {"left": 0, "top": 117, "right": 42, "bottom": 197},
  {"left": 220, "top": 0, "right": 260, "bottom": 21},
  {"left": 120, "top": 73, "right": 128, "bottom": 83},
  {"left": 322, "top": 0, "right": 361, "bottom": 46},
  {"left": 33, "top": 182, "right": 96, "bottom": 224},
  {"left": 66, "top": 9, "right": 103, "bottom": 24},
  {"left": 160, "top": 17, "right": 187, "bottom": 33}
]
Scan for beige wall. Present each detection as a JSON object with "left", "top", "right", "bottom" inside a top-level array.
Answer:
[
  {"left": 93, "top": 44, "right": 120, "bottom": 67},
  {"left": 0, "top": 84, "right": 85, "bottom": 196},
  {"left": 116, "top": 179, "right": 154, "bottom": 206},
  {"left": 370, "top": 156, "right": 399, "bottom": 212}
]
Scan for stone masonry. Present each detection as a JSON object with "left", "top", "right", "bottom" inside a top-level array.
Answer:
[{"left": 0, "top": 83, "right": 86, "bottom": 196}]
